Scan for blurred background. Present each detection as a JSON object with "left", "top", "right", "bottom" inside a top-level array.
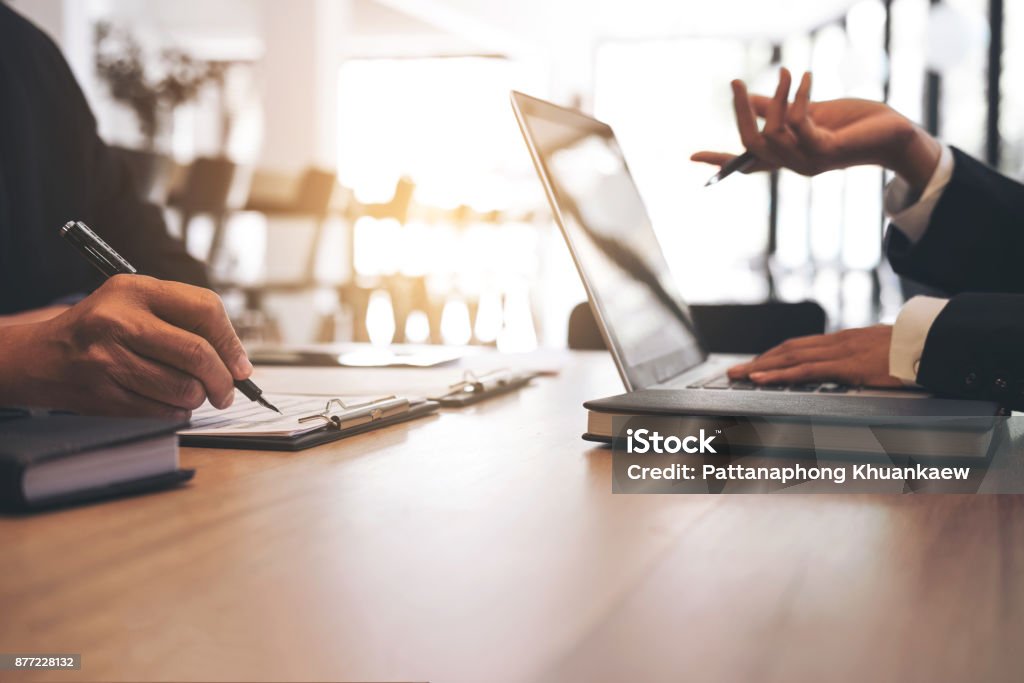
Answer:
[{"left": 10, "top": 0, "right": 1016, "bottom": 351}]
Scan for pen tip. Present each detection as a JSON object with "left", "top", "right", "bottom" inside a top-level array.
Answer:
[
  {"left": 259, "top": 396, "right": 282, "bottom": 414},
  {"left": 704, "top": 177, "right": 717, "bottom": 187}
]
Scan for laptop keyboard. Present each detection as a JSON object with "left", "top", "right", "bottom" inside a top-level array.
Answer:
[{"left": 686, "top": 373, "right": 850, "bottom": 394}]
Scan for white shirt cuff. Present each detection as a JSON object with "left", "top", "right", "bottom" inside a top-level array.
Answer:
[
  {"left": 889, "top": 296, "right": 949, "bottom": 384},
  {"left": 883, "top": 144, "right": 954, "bottom": 243}
]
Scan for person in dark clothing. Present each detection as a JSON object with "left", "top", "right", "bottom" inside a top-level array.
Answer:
[
  {"left": 0, "top": 5, "right": 248, "bottom": 417},
  {"left": 695, "top": 67, "right": 1024, "bottom": 410}
]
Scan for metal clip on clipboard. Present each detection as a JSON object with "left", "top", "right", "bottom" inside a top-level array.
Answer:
[
  {"left": 437, "top": 369, "right": 534, "bottom": 407},
  {"left": 298, "top": 396, "right": 411, "bottom": 431}
]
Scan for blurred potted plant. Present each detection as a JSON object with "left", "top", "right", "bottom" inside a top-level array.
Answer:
[
  {"left": 94, "top": 21, "right": 227, "bottom": 151},
  {"left": 93, "top": 22, "right": 231, "bottom": 198}
]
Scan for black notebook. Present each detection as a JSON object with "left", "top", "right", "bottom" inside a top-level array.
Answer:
[{"left": 0, "top": 410, "right": 191, "bottom": 512}]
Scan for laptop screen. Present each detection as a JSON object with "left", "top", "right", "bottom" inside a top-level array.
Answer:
[{"left": 512, "top": 92, "right": 706, "bottom": 390}]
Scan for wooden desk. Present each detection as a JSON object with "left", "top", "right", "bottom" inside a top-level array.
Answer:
[{"left": 2, "top": 351, "right": 1023, "bottom": 682}]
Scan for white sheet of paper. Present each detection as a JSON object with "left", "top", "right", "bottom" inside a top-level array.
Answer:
[
  {"left": 250, "top": 350, "right": 567, "bottom": 399},
  {"left": 253, "top": 367, "right": 468, "bottom": 398},
  {"left": 180, "top": 393, "right": 401, "bottom": 437}
]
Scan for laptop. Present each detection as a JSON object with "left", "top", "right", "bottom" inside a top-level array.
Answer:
[{"left": 509, "top": 91, "right": 1002, "bottom": 448}]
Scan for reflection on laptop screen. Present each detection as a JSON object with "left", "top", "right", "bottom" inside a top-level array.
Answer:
[{"left": 516, "top": 94, "right": 705, "bottom": 389}]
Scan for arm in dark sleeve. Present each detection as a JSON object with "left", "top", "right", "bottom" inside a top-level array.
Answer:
[
  {"left": 83, "top": 136, "right": 210, "bottom": 287},
  {"left": 37, "top": 21, "right": 210, "bottom": 288},
  {"left": 886, "top": 147, "right": 1024, "bottom": 295},
  {"left": 916, "top": 293, "right": 1024, "bottom": 409}
]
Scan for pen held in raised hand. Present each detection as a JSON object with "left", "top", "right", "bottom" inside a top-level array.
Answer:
[{"left": 703, "top": 151, "right": 760, "bottom": 187}]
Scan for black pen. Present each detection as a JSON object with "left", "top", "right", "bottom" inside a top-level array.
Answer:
[
  {"left": 704, "top": 151, "right": 759, "bottom": 187},
  {"left": 60, "top": 220, "right": 281, "bottom": 414}
]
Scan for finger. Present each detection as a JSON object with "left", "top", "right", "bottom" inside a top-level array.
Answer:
[
  {"left": 121, "top": 318, "right": 237, "bottom": 409},
  {"left": 729, "top": 358, "right": 771, "bottom": 378},
  {"left": 692, "top": 151, "right": 774, "bottom": 174},
  {"left": 104, "top": 341, "right": 212, "bottom": 410},
  {"left": 748, "top": 95, "right": 772, "bottom": 117},
  {"left": 749, "top": 361, "right": 847, "bottom": 385},
  {"left": 731, "top": 80, "right": 768, "bottom": 156},
  {"left": 741, "top": 333, "right": 835, "bottom": 370},
  {"left": 763, "top": 67, "right": 792, "bottom": 134},
  {"left": 763, "top": 127, "right": 814, "bottom": 171},
  {"left": 787, "top": 71, "right": 821, "bottom": 142},
  {"left": 787, "top": 71, "right": 812, "bottom": 126},
  {"left": 134, "top": 277, "right": 252, "bottom": 380},
  {"left": 727, "top": 363, "right": 759, "bottom": 380},
  {"left": 754, "top": 334, "right": 838, "bottom": 362},
  {"left": 738, "top": 346, "right": 843, "bottom": 376},
  {"left": 728, "top": 334, "right": 839, "bottom": 378},
  {"left": 786, "top": 72, "right": 831, "bottom": 157},
  {"left": 691, "top": 151, "right": 738, "bottom": 167}
]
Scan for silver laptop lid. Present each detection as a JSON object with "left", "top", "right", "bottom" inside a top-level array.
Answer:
[{"left": 511, "top": 91, "right": 707, "bottom": 391}]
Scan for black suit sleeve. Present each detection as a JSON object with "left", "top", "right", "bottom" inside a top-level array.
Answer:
[
  {"left": 885, "top": 148, "right": 1024, "bottom": 408},
  {"left": 886, "top": 146, "right": 1024, "bottom": 294},
  {"left": 916, "top": 293, "right": 1024, "bottom": 409}
]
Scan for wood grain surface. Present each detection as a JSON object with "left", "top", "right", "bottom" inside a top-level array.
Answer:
[{"left": 1, "top": 351, "right": 1022, "bottom": 683}]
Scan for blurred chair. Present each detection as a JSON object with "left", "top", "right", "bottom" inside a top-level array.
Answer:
[
  {"left": 224, "top": 175, "right": 419, "bottom": 344},
  {"left": 568, "top": 301, "right": 826, "bottom": 355},
  {"left": 245, "top": 167, "right": 338, "bottom": 216},
  {"left": 320, "top": 177, "right": 418, "bottom": 343},
  {"left": 166, "top": 156, "right": 238, "bottom": 262},
  {"left": 244, "top": 167, "right": 338, "bottom": 281},
  {"left": 349, "top": 176, "right": 415, "bottom": 223}
]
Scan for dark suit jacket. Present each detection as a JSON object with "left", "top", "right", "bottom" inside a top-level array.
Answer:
[
  {"left": 888, "top": 147, "right": 1024, "bottom": 408},
  {"left": 0, "top": 4, "right": 207, "bottom": 315}
]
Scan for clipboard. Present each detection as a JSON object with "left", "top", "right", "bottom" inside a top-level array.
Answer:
[
  {"left": 433, "top": 369, "right": 536, "bottom": 407},
  {"left": 179, "top": 394, "right": 439, "bottom": 451}
]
